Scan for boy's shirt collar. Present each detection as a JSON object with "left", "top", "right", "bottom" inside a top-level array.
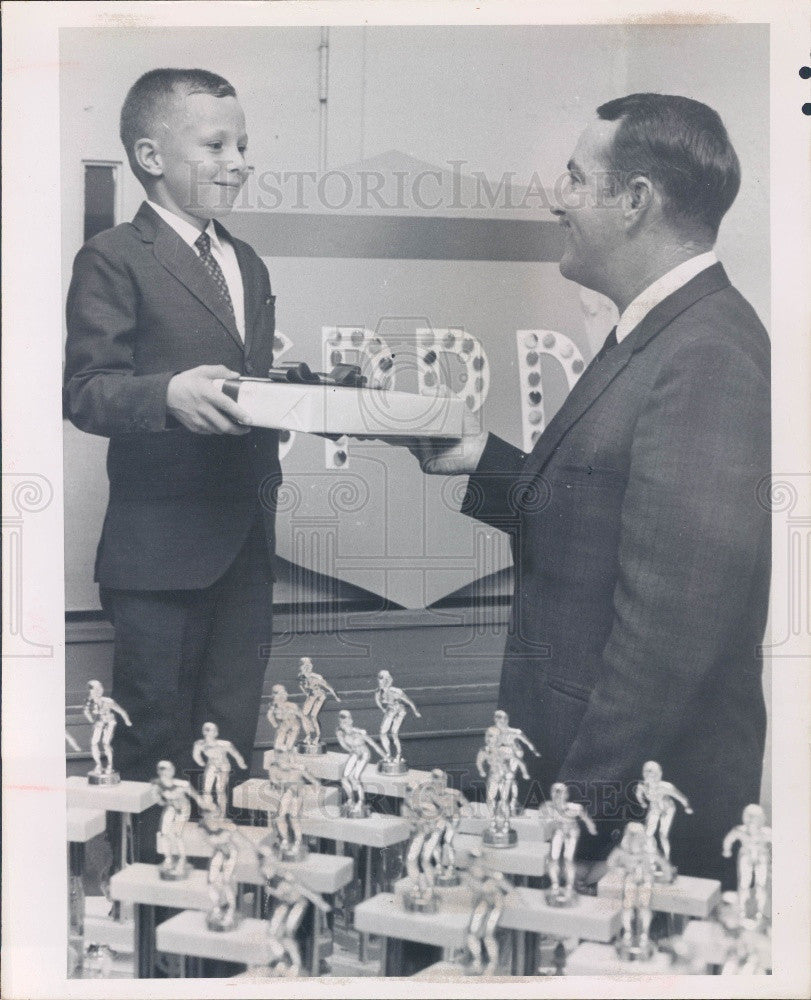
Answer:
[{"left": 146, "top": 200, "right": 227, "bottom": 252}]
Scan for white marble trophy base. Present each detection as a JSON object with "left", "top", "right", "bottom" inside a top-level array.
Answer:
[
  {"left": 67, "top": 808, "right": 107, "bottom": 843},
  {"left": 268, "top": 750, "right": 432, "bottom": 800},
  {"left": 88, "top": 770, "right": 121, "bottom": 787},
  {"left": 67, "top": 775, "right": 156, "bottom": 814},
  {"left": 566, "top": 940, "right": 674, "bottom": 975},
  {"left": 84, "top": 896, "right": 135, "bottom": 954},
  {"left": 295, "top": 804, "right": 410, "bottom": 849},
  {"left": 157, "top": 910, "right": 274, "bottom": 964},
  {"left": 231, "top": 778, "right": 339, "bottom": 813},
  {"left": 454, "top": 833, "right": 550, "bottom": 878},
  {"left": 459, "top": 801, "right": 547, "bottom": 840},
  {"left": 597, "top": 870, "right": 721, "bottom": 918},
  {"left": 298, "top": 740, "right": 326, "bottom": 756}
]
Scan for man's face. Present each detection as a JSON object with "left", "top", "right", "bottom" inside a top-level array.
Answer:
[
  {"left": 154, "top": 91, "right": 248, "bottom": 226},
  {"left": 555, "top": 119, "right": 625, "bottom": 292}
]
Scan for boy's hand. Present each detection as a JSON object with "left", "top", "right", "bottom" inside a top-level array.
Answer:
[{"left": 167, "top": 365, "right": 251, "bottom": 434}]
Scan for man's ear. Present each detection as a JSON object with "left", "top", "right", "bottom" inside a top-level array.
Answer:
[
  {"left": 133, "top": 138, "right": 163, "bottom": 178},
  {"left": 623, "top": 173, "right": 654, "bottom": 225}
]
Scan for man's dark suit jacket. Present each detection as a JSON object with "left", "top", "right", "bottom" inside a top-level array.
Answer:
[
  {"left": 64, "top": 201, "right": 281, "bottom": 591},
  {"left": 463, "top": 263, "right": 770, "bottom": 880}
]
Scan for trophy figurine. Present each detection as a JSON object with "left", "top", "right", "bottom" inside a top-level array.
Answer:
[
  {"left": 334, "top": 710, "right": 384, "bottom": 818},
  {"left": 152, "top": 760, "right": 203, "bottom": 880},
  {"left": 722, "top": 803, "right": 772, "bottom": 927},
  {"left": 635, "top": 760, "right": 692, "bottom": 879},
  {"left": 265, "top": 749, "right": 320, "bottom": 861},
  {"left": 492, "top": 709, "right": 540, "bottom": 816},
  {"left": 401, "top": 777, "right": 444, "bottom": 913},
  {"left": 607, "top": 821, "right": 674, "bottom": 960},
  {"left": 297, "top": 657, "right": 341, "bottom": 755},
  {"left": 462, "top": 849, "right": 512, "bottom": 975},
  {"left": 198, "top": 799, "right": 247, "bottom": 932},
  {"left": 266, "top": 684, "right": 304, "bottom": 756},
  {"left": 83, "top": 680, "right": 132, "bottom": 785},
  {"left": 538, "top": 782, "right": 597, "bottom": 905},
  {"left": 431, "top": 769, "right": 471, "bottom": 886},
  {"left": 192, "top": 722, "right": 246, "bottom": 817},
  {"left": 258, "top": 844, "right": 331, "bottom": 976},
  {"left": 374, "top": 669, "right": 422, "bottom": 775}
]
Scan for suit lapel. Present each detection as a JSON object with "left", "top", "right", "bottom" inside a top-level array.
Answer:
[
  {"left": 132, "top": 203, "right": 244, "bottom": 353},
  {"left": 521, "top": 263, "right": 732, "bottom": 480}
]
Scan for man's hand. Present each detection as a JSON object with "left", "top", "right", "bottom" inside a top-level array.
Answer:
[
  {"left": 166, "top": 365, "right": 251, "bottom": 435},
  {"left": 351, "top": 399, "right": 489, "bottom": 475}
]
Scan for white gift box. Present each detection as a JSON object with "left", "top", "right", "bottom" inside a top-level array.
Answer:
[{"left": 216, "top": 377, "right": 467, "bottom": 438}]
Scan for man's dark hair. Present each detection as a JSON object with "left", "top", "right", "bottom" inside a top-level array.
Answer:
[
  {"left": 596, "top": 93, "right": 741, "bottom": 238},
  {"left": 120, "top": 69, "right": 237, "bottom": 173}
]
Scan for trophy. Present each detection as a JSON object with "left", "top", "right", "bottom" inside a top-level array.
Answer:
[
  {"left": 431, "top": 769, "right": 471, "bottom": 887},
  {"left": 258, "top": 844, "right": 331, "bottom": 976},
  {"left": 297, "top": 657, "right": 341, "bottom": 755},
  {"left": 401, "top": 776, "right": 445, "bottom": 913},
  {"left": 634, "top": 760, "right": 692, "bottom": 880},
  {"left": 334, "top": 710, "right": 384, "bottom": 818},
  {"left": 492, "top": 709, "right": 540, "bottom": 816},
  {"left": 192, "top": 722, "right": 246, "bottom": 817},
  {"left": 462, "top": 849, "right": 512, "bottom": 975},
  {"left": 152, "top": 760, "right": 203, "bottom": 880},
  {"left": 538, "top": 782, "right": 597, "bottom": 905},
  {"left": 83, "top": 680, "right": 132, "bottom": 786},
  {"left": 265, "top": 749, "right": 320, "bottom": 861},
  {"left": 266, "top": 684, "right": 304, "bottom": 755},
  {"left": 721, "top": 803, "right": 772, "bottom": 927},
  {"left": 374, "top": 669, "right": 422, "bottom": 775},
  {"left": 606, "top": 821, "right": 674, "bottom": 960},
  {"left": 198, "top": 800, "right": 246, "bottom": 932}
]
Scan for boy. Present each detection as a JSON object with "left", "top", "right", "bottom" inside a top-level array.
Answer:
[{"left": 64, "top": 69, "right": 280, "bottom": 791}]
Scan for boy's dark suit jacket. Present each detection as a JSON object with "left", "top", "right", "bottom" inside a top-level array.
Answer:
[
  {"left": 463, "top": 263, "right": 770, "bottom": 880},
  {"left": 64, "top": 201, "right": 281, "bottom": 591}
]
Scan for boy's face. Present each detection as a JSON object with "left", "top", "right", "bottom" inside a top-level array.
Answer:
[{"left": 152, "top": 91, "right": 248, "bottom": 227}]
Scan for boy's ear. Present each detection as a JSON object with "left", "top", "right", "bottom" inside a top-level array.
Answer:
[{"left": 133, "top": 138, "right": 163, "bottom": 178}]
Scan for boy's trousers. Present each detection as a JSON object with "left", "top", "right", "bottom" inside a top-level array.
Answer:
[{"left": 100, "top": 515, "right": 274, "bottom": 788}]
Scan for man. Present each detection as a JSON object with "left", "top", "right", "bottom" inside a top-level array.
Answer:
[{"left": 409, "top": 94, "right": 770, "bottom": 881}]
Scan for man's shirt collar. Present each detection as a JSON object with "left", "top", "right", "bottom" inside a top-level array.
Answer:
[{"left": 615, "top": 250, "right": 718, "bottom": 344}]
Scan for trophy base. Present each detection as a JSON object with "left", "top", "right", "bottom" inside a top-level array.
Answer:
[
  {"left": 545, "top": 887, "right": 576, "bottom": 908},
  {"left": 378, "top": 759, "right": 408, "bottom": 775},
  {"left": 483, "top": 826, "right": 518, "bottom": 848},
  {"left": 403, "top": 889, "right": 439, "bottom": 914},
  {"left": 159, "top": 862, "right": 190, "bottom": 881},
  {"left": 341, "top": 802, "right": 371, "bottom": 819},
  {"left": 206, "top": 911, "right": 241, "bottom": 933},
  {"left": 298, "top": 740, "right": 326, "bottom": 756},
  {"left": 615, "top": 937, "right": 655, "bottom": 962},
  {"left": 88, "top": 770, "right": 120, "bottom": 786},
  {"left": 280, "top": 842, "right": 309, "bottom": 863},
  {"left": 435, "top": 869, "right": 461, "bottom": 887}
]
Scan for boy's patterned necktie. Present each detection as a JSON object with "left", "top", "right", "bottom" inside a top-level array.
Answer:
[{"left": 194, "top": 231, "right": 235, "bottom": 319}]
